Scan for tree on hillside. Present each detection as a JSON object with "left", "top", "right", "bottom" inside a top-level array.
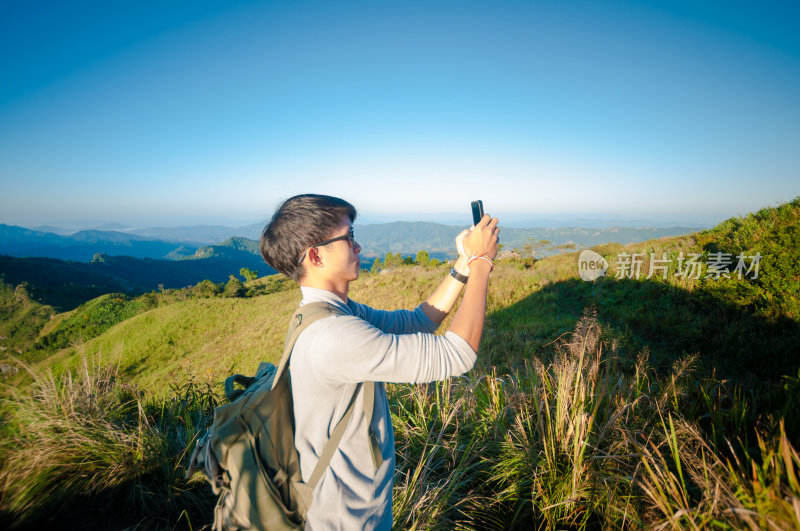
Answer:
[
  {"left": 518, "top": 239, "right": 552, "bottom": 259},
  {"left": 519, "top": 239, "right": 578, "bottom": 258},
  {"left": 225, "top": 275, "right": 245, "bottom": 297},
  {"left": 194, "top": 279, "right": 223, "bottom": 298},
  {"left": 383, "top": 252, "right": 402, "bottom": 268},
  {"left": 239, "top": 267, "right": 258, "bottom": 282},
  {"left": 370, "top": 257, "right": 382, "bottom": 273},
  {"left": 416, "top": 250, "right": 430, "bottom": 266},
  {"left": 402, "top": 255, "right": 415, "bottom": 265}
]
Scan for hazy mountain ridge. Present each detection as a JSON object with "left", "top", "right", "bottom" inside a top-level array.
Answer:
[
  {"left": 354, "top": 222, "right": 701, "bottom": 258},
  {"left": 0, "top": 224, "right": 192, "bottom": 261},
  {"left": 126, "top": 223, "right": 263, "bottom": 244},
  {"left": 193, "top": 236, "right": 260, "bottom": 257},
  {"left": 0, "top": 221, "right": 702, "bottom": 310},
  {"left": 3, "top": 221, "right": 700, "bottom": 262},
  {"left": 29, "top": 222, "right": 265, "bottom": 243}
]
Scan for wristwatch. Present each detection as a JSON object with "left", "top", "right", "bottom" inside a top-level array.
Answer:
[{"left": 449, "top": 267, "right": 468, "bottom": 284}]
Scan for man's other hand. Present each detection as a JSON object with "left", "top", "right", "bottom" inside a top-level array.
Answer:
[{"left": 455, "top": 229, "right": 470, "bottom": 260}]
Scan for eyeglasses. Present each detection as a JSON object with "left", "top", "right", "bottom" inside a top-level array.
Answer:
[
  {"left": 298, "top": 228, "right": 356, "bottom": 265},
  {"left": 313, "top": 228, "right": 355, "bottom": 248}
]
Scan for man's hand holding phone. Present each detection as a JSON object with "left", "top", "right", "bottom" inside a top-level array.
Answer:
[
  {"left": 447, "top": 201, "right": 500, "bottom": 352},
  {"left": 453, "top": 200, "right": 500, "bottom": 278},
  {"left": 463, "top": 214, "right": 500, "bottom": 263}
]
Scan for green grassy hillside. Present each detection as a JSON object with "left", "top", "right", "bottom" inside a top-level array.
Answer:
[
  {"left": 2, "top": 197, "right": 799, "bottom": 529},
  {"left": 41, "top": 289, "right": 300, "bottom": 393},
  {"left": 1, "top": 273, "right": 292, "bottom": 369},
  {"left": 0, "top": 282, "right": 54, "bottom": 359}
]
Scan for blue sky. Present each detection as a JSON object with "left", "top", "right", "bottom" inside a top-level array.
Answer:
[{"left": 1, "top": 0, "right": 798, "bottom": 228}]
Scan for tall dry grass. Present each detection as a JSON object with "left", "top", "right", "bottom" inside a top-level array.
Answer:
[
  {"left": 0, "top": 358, "right": 217, "bottom": 529},
  {"left": 390, "top": 310, "right": 800, "bottom": 529}
]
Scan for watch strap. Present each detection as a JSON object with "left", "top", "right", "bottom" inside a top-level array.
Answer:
[{"left": 450, "top": 267, "right": 468, "bottom": 283}]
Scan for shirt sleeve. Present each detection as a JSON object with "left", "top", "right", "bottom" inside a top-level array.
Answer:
[
  {"left": 304, "top": 315, "right": 476, "bottom": 385},
  {"left": 346, "top": 299, "right": 438, "bottom": 335}
]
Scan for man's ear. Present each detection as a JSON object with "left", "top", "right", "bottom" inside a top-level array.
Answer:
[{"left": 307, "top": 247, "right": 323, "bottom": 267}]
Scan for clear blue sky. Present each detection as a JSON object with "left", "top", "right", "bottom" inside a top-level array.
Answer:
[{"left": 1, "top": 0, "right": 798, "bottom": 228}]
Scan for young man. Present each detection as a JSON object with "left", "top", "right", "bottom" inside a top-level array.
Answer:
[{"left": 260, "top": 194, "right": 499, "bottom": 530}]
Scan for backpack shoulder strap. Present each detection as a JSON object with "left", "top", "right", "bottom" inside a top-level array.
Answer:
[
  {"left": 308, "top": 381, "right": 381, "bottom": 488},
  {"left": 362, "top": 381, "right": 383, "bottom": 470},
  {"left": 308, "top": 382, "right": 362, "bottom": 488},
  {"left": 272, "top": 301, "right": 346, "bottom": 389}
]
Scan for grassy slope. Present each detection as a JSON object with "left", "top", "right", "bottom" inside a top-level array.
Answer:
[
  {"left": 0, "top": 282, "right": 54, "bottom": 357},
  {"left": 35, "top": 197, "right": 800, "bottom": 398},
  {"left": 34, "top": 263, "right": 544, "bottom": 394},
  {"left": 41, "top": 288, "right": 299, "bottom": 394}
]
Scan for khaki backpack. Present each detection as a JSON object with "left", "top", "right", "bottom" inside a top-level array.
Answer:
[{"left": 186, "top": 302, "right": 382, "bottom": 530}]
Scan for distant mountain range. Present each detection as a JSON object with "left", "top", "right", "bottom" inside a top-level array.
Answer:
[
  {"left": 120, "top": 223, "right": 264, "bottom": 244},
  {"left": 0, "top": 226, "right": 275, "bottom": 310},
  {"left": 0, "top": 225, "right": 192, "bottom": 261},
  {"left": 3, "top": 222, "right": 700, "bottom": 262},
  {"left": 31, "top": 222, "right": 264, "bottom": 243},
  {"left": 352, "top": 222, "right": 700, "bottom": 258},
  {"left": 0, "top": 221, "right": 700, "bottom": 310}
]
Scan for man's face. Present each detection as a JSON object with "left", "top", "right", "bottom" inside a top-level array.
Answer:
[{"left": 316, "top": 215, "right": 361, "bottom": 282}]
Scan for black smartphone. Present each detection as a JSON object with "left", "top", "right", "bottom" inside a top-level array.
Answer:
[{"left": 471, "top": 200, "right": 484, "bottom": 226}]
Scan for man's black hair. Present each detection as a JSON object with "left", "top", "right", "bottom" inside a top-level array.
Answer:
[{"left": 260, "top": 194, "right": 357, "bottom": 282}]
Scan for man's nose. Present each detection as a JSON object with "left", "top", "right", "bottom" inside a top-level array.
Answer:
[{"left": 354, "top": 241, "right": 361, "bottom": 253}]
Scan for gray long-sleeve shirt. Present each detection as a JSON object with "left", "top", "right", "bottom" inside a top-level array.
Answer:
[{"left": 291, "top": 286, "right": 477, "bottom": 530}]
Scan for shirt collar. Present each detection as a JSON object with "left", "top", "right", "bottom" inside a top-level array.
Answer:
[{"left": 299, "top": 286, "right": 352, "bottom": 313}]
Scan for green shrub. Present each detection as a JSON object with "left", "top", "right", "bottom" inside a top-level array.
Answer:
[
  {"left": 239, "top": 267, "right": 259, "bottom": 282},
  {"left": 224, "top": 275, "right": 246, "bottom": 297},
  {"left": 192, "top": 279, "right": 223, "bottom": 298},
  {"left": 0, "top": 281, "right": 54, "bottom": 356}
]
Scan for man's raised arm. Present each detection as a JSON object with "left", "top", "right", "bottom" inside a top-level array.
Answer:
[
  {"left": 421, "top": 216, "right": 500, "bottom": 353},
  {"left": 420, "top": 229, "right": 472, "bottom": 325},
  {"left": 448, "top": 215, "right": 499, "bottom": 352}
]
